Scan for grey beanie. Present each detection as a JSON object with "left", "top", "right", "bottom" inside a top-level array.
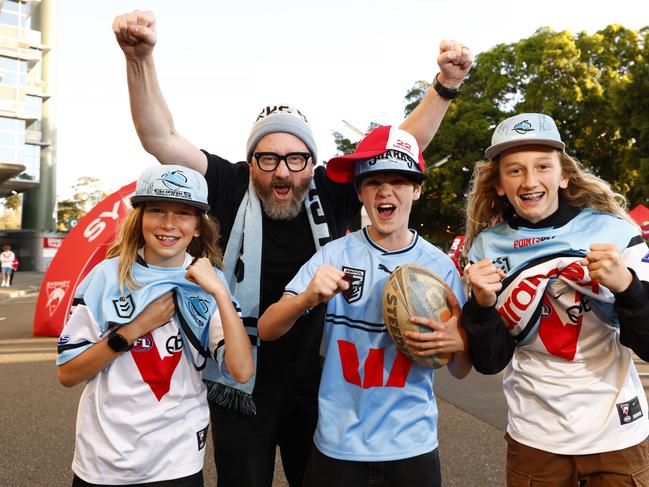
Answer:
[{"left": 246, "top": 105, "right": 318, "bottom": 163}]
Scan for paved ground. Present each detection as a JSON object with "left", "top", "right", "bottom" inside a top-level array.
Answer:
[{"left": 1, "top": 272, "right": 508, "bottom": 486}]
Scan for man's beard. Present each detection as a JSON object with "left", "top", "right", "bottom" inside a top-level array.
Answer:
[{"left": 252, "top": 175, "right": 311, "bottom": 220}]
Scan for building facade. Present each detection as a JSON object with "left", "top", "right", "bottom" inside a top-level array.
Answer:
[
  {"left": 0, "top": 0, "right": 52, "bottom": 197},
  {"left": 0, "top": 0, "right": 59, "bottom": 271}
]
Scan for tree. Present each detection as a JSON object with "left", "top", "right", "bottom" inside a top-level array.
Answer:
[
  {"left": 0, "top": 193, "right": 22, "bottom": 229},
  {"left": 399, "top": 24, "right": 649, "bottom": 244},
  {"left": 57, "top": 177, "right": 109, "bottom": 231}
]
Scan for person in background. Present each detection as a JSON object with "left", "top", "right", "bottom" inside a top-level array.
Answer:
[{"left": 1, "top": 244, "right": 15, "bottom": 287}]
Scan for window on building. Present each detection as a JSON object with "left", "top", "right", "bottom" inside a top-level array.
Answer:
[
  {"left": 23, "top": 143, "right": 40, "bottom": 181},
  {"left": 25, "top": 95, "right": 41, "bottom": 120}
]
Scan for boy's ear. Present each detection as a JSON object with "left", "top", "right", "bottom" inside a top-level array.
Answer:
[
  {"left": 495, "top": 183, "right": 506, "bottom": 197},
  {"left": 413, "top": 184, "right": 421, "bottom": 201},
  {"left": 559, "top": 175, "right": 569, "bottom": 189}
]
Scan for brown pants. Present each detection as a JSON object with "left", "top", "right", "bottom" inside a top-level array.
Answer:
[{"left": 506, "top": 433, "right": 649, "bottom": 486}]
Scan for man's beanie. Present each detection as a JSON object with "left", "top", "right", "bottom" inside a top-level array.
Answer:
[{"left": 246, "top": 105, "right": 318, "bottom": 163}]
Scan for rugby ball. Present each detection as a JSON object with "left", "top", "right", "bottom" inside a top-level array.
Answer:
[{"left": 382, "top": 264, "right": 454, "bottom": 369}]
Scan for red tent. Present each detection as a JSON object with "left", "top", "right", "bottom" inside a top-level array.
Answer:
[
  {"left": 33, "top": 182, "right": 136, "bottom": 336},
  {"left": 629, "top": 204, "right": 649, "bottom": 239}
]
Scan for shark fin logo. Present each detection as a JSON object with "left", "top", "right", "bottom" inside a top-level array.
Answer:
[
  {"left": 512, "top": 120, "right": 534, "bottom": 135},
  {"left": 187, "top": 296, "right": 210, "bottom": 326},
  {"left": 159, "top": 170, "right": 191, "bottom": 190}
]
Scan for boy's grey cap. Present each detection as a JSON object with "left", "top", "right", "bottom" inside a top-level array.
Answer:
[
  {"left": 485, "top": 113, "right": 565, "bottom": 160},
  {"left": 130, "top": 164, "right": 209, "bottom": 211},
  {"left": 246, "top": 105, "right": 318, "bottom": 163}
]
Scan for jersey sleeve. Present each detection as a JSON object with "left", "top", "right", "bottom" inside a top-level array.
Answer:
[
  {"left": 284, "top": 245, "right": 328, "bottom": 296},
  {"left": 467, "top": 234, "right": 486, "bottom": 264},
  {"left": 442, "top": 262, "right": 466, "bottom": 307},
  {"left": 615, "top": 234, "right": 649, "bottom": 360},
  {"left": 56, "top": 304, "right": 104, "bottom": 365},
  {"left": 208, "top": 268, "right": 245, "bottom": 375},
  {"left": 461, "top": 238, "right": 516, "bottom": 374}
]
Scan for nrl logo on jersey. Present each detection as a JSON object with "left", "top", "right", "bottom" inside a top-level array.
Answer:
[
  {"left": 113, "top": 294, "right": 135, "bottom": 319},
  {"left": 492, "top": 256, "right": 511, "bottom": 273},
  {"left": 342, "top": 266, "right": 365, "bottom": 304}
]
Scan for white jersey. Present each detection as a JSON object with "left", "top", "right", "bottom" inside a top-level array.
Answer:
[
  {"left": 57, "top": 253, "right": 224, "bottom": 484},
  {"left": 471, "top": 208, "right": 649, "bottom": 454}
]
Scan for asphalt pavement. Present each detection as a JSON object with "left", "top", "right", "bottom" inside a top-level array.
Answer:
[{"left": 0, "top": 272, "right": 507, "bottom": 487}]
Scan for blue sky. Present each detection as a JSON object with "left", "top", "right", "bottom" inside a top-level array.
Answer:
[{"left": 56, "top": 0, "right": 648, "bottom": 198}]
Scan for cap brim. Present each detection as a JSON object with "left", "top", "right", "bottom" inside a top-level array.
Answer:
[
  {"left": 355, "top": 168, "right": 426, "bottom": 184},
  {"left": 326, "top": 149, "right": 404, "bottom": 183},
  {"left": 485, "top": 139, "right": 565, "bottom": 161},
  {"left": 130, "top": 195, "right": 210, "bottom": 212}
]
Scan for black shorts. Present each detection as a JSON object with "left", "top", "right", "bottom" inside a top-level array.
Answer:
[{"left": 303, "top": 446, "right": 441, "bottom": 487}]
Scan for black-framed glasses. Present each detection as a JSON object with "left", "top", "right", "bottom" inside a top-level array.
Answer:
[{"left": 253, "top": 152, "right": 312, "bottom": 172}]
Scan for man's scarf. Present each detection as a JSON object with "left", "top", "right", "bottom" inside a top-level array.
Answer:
[
  {"left": 73, "top": 253, "right": 234, "bottom": 373},
  {"left": 496, "top": 254, "right": 616, "bottom": 360},
  {"left": 204, "top": 178, "right": 331, "bottom": 415}
]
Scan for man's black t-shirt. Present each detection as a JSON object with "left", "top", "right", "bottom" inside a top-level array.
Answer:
[{"left": 202, "top": 151, "right": 360, "bottom": 381}]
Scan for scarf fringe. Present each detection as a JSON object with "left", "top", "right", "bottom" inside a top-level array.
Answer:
[{"left": 205, "top": 380, "right": 257, "bottom": 416}]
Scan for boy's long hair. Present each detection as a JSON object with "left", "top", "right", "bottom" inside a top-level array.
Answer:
[
  {"left": 465, "top": 150, "right": 634, "bottom": 249},
  {"left": 105, "top": 205, "right": 223, "bottom": 293}
]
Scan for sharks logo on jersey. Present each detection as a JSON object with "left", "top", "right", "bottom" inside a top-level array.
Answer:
[
  {"left": 342, "top": 266, "right": 366, "bottom": 303},
  {"left": 187, "top": 296, "right": 210, "bottom": 327}
]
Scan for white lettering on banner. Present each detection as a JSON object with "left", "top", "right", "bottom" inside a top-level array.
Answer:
[{"left": 82, "top": 201, "right": 121, "bottom": 243}]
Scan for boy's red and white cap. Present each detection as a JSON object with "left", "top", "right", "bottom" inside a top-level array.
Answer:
[{"left": 326, "top": 125, "right": 426, "bottom": 184}]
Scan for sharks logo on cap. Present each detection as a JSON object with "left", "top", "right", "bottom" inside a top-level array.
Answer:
[
  {"left": 159, "top": 170, "right": 191, "bottom": 191},
  {"left": 512, "top": 120, "right": 534, "bottom": 135}
]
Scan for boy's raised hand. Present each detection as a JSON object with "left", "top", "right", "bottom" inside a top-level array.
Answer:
[
  {"left": 185, "top": 257, "right": 229, "bottom": 298},
  {"left": 303, "top": 265, "right": 350, "bottom": 308},
  {"left": 580, "top": 244, "right": 633, "bottom": 293},
  {"left": 465, "top": 259, "right": 506, "bottom": 307}
]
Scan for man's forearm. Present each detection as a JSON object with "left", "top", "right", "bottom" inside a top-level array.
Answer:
[
  {"left": 399, "top": 86, "right": 452, "bottom": 152},
  {"left": 124, "top": 55, "right": 207, "bottom": 172}
]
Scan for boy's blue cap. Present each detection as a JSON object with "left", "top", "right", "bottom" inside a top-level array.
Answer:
[{"left": 130, "top": 165, "right": 209, "bottom": 212}]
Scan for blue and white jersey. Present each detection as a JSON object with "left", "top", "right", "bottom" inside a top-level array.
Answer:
[
  {"left": 470, "top": 208, "right": 649, "bottom": 454},
  {"left": 286, "top": 228, "right": 465, "bottom": 461},
  {"left": 468, "top": 208, "right": 645, "bottom": 277}
]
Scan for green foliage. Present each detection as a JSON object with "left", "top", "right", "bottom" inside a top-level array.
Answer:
[
  {"left": 57, "top": 176, "right": 109, "bottom": 231},
  {"left": 398, "top": 23, "right": 649, "bottom": 244},
  {"left": 0, "top": 193, "right": 22, "bottom": 229}
]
